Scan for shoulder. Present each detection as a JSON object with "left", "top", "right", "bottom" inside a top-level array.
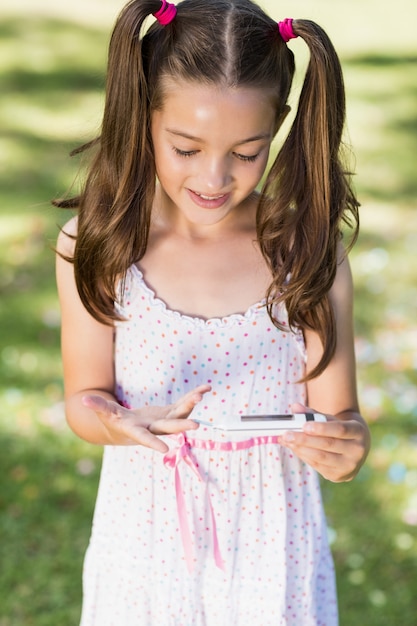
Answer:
[{"left": 56, "top": 216, "right": 78, "bottom": 258}]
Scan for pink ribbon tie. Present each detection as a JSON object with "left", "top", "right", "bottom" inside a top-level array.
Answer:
[{"left": 164, "top": 433, "right": 225, "bottom": 573}]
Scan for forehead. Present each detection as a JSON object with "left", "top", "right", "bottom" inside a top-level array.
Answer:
[{"left": 153, "top": 79, "right": 277, "bottom": 139}]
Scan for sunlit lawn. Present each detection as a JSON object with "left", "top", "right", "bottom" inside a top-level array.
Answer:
[{"left": 0, "top": 1, "right": 416, "bottom": 624}]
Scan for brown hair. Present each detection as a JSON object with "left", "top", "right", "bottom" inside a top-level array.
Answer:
[{"left": 55, "top": 0, "right": 359, "bottom": 379}]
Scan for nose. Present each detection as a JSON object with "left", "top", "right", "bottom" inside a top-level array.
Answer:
[{"left": 200, "top": 156, "right": 231, "bottom": 192}]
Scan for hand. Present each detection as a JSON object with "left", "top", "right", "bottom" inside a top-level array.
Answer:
[
  {"left": 82, "top": 384, "right": 212, "bottom": 453},
  {"left": 280, "top": 402, "right": 370, "bottom": 482}
]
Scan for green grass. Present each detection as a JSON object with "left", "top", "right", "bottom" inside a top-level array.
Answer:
[{"left": 1, "top": 1, "right": 416, "bottom": 624}]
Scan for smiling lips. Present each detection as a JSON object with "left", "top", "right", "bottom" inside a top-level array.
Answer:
[{"left": 188, "top": 189, "right": 230, "bottom": 209}]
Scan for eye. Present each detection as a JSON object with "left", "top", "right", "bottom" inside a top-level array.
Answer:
[
  {"left": 234, "top": 152, "right": 260, "bottom": 163},
  {"left": 172, "top": 147, "right": 198, "bottom": 158}
]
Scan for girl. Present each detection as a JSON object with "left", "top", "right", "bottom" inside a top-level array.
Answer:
[{"left": 55, "top": 0, "right": 370, "bottom": 624}]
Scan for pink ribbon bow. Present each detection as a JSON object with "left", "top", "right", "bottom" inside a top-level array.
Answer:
[{"left": 163, "top": 433, "right": 225, "bottom": 573}]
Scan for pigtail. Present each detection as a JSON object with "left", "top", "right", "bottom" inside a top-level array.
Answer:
[
  {"left": 62, "top": 1, "right": 167, "bottom": 323},
  {"left": 258, "top": 19, "right": 359, "bottom": 379}
]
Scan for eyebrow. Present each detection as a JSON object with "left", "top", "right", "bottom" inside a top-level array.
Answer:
[{"left": 165, "top": 128, "right": 272, "bottom": 145}]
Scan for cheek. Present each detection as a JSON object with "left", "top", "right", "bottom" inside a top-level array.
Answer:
[
  {"left": 160, "top": 146, "right": 191, "bottom": 174},
  {"left": 155, "top": 148, "right": 180, "bottom": 182},
  {"left": 245, "top": 156, "right": 270, "bottom": 188}
]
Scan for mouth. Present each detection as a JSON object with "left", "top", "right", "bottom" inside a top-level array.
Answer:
[
  {"left": 195, "top": 192, "right": 226, "bottom": 200},
  {"left": 187, "top": 189, "right": 230, "bottom": 209}
]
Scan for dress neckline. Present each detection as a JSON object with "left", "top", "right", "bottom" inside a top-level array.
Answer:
[{"left": 129, "top": 264, "right": 267, "bottom": 328}]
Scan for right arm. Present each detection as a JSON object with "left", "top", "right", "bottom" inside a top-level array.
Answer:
[{"left": 56, "top": 217, "right": 210, "bottom": 452}]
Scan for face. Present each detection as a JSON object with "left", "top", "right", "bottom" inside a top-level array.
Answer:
[{"left": 151, "top": 80, "right": 277, "bottom": 229}]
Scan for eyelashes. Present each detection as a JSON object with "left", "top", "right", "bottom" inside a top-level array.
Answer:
[
  {"left": 171, "top": 146, "right": 260, "bottom": 163},
  {"left": 236, "top": 153, "right": 258, "bottom": 163},
  {"left": 172, "top": 147, "right": 197, "bottom": 158}
]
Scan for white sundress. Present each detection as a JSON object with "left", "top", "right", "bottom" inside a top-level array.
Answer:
[{"left": 80, "top": 265, "right": 338, "bottom": 626}]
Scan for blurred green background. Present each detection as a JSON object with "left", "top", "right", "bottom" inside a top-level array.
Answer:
[{"left": 0, "top": 0, "right": 416, "bottom": 624}]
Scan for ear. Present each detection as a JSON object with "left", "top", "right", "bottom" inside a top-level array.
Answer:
[{"left": 273, "top": 104, "right": 291, "bottom": 136}]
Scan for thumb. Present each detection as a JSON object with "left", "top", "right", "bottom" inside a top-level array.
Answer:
[
  {"left": 291, "top": 402, "right": 312, "bottom": 414},
  {"left": 82, "top": 394, "right": 123, "bottom": 418}
]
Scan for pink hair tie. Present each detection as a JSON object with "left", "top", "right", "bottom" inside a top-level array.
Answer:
[
  {"left": 278, "top": 18, "right": 297, "bottom": 43},
  {"left": 153, "top": 0, "right": 177, "bottom": 26}
]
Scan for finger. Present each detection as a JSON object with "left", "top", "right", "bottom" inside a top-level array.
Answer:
[
  {"left": 149, "top": 417, "right": 199, "bottom": 436},
  {"left": 83, "top": 395, "right": 169, "bottom": 452},
  {"left": 148, "top": 385, "right": 212, "bottom": 435},
  {"left": 168, "top": 397, "right": 202, "bottom": 419},
  {"left": 281, "top": 431, "right": 343, "bottom": 469},
  {"left": 168, "top": 384, "right": 212, "bottom": 420},
  {"left": 284, "top": 435, "right": 345, "bottom": 460},
  {"left": 193, "top": 383, "right": 212, "bottom": 394},
  {"left": 128, "top": 426, "right": 170, "bottom": 453},
  {"left": 281, "top": 428, "right": 364, "bottom": 480},
  {"left": 296, "top": 448, "right": 345, "bottom": 481},
  {"left": 291, "top": 402, "right": 310, "bottom": 413},
  {"left": 289, "top": 441, "right": 360, "bottom": 483},
  {"left": 302, "top": 418, "right": 359, "bottom": 440},
  {"left": 282, "top": 425, "right": 354, "bottom": 453}
]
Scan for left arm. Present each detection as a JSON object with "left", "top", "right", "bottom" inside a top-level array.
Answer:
[{"left": 281, "top": 247, "right": 371, "bottom": 482}]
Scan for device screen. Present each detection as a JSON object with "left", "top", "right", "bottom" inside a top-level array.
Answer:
[{"left": 240, "top": 415, "right": 295, "bottom": 421}]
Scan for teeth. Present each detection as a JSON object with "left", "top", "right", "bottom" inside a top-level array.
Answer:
[{"left": 197, "top": 193, "right": 225, "bottom": 200}]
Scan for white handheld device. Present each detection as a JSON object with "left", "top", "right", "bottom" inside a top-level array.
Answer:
[{"left": 192, "top": 413, "right": 326, "bottom": 431}]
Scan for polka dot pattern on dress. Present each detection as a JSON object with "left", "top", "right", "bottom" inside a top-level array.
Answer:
[{"left": 80, "top": 266, "right": 338, "bottom": 626}]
